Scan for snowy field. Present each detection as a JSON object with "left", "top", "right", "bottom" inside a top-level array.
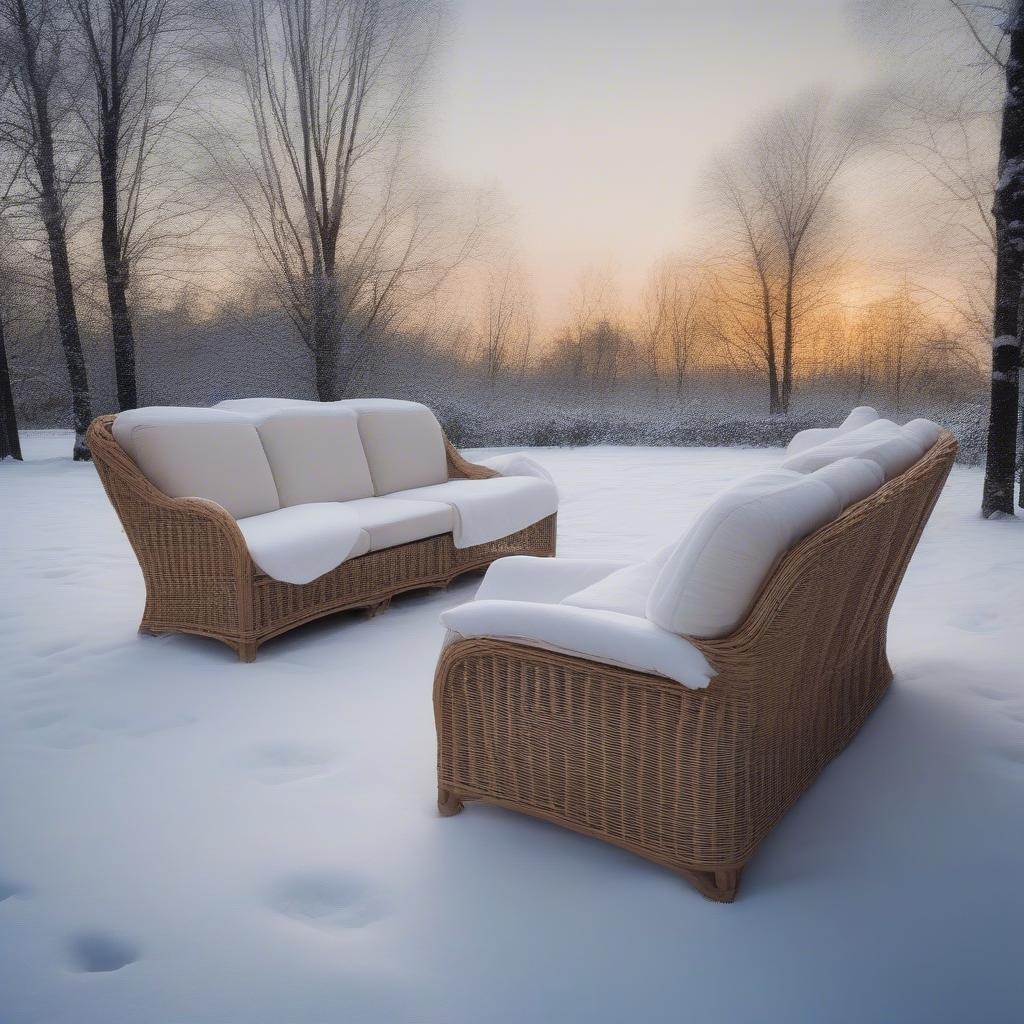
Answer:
[{"left": 1, "top": 431, "right": 1022, "bottom": 1024}]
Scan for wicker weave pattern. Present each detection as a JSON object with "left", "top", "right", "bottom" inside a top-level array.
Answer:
[
  {"left": 87, "top": 414, "right": 556, "bottom": 660},
  {"left": 434, "top": 432, "right": 956, "bottom": 901}
]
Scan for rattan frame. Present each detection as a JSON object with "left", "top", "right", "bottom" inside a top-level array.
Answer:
[
  {"left": 434, "top": 432, "right": 957, "bottom": 902},
  {"left": 87, "top": 414, "right": 556, "bottom": 661}
]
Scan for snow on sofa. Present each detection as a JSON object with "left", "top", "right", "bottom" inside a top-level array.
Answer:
[
  {"left": 433, "top": 408, "right": 956, "bottom": 902},
  {"left": 87, "top": 399, "right": 557, "bottom": 660}
]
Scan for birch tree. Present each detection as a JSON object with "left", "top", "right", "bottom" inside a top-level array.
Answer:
[{"left": 949, "top": 0, "right": 1024, "bottom": 516}]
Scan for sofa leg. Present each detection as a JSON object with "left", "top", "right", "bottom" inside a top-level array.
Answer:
[
  {"left": 236, "top": 642, "right": 258, "bottom": 663},
  {"left": 365, "top": 598, "right": 391, "bottom": 619},
  {"left": 437, "top": 788, "right": 464, "bottom": 817}
]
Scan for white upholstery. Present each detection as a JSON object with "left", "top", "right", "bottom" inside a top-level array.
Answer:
[
  {"left": 475, "top": 453, "right": 556, "bottom": 485},
  {"left": 782, "top": 420, "right": 923, "bottom": 479},
  {"left": 786, "top": 406, "right": 880, "bottom": 456},
  {"left": 113, "top": 407, "right": 280, "bottom": 520},
  {"left": 810, "top": 457, "right": 886, "bottom": 510},
  {"left": 242, "top": 406, "right": 374, "bottom": 506},
  {"left": 216, "top": 397, "right": 318, "bottom": 414},
  {"left": 902, "top": 418, "right": 942, "bottom": 452},
  {"left": 342, "top": 497, "right": 454, "bottom": 551},
  {"left": 340, "top": 399, "right": 449, "bottom": 495},
  {"left": 561, "top": 556, "right": 667, "bottom": 618},
  {"left": 441, "top": 600, "right": 714, "bottom": 690},
  {"left": 475, "top": 556, "right": 631, "bottom": 603},
  {"left": 236, "top": 504, "right": 369, "bottom": 585},
  {"left": 645, "top": 470, "right": 842, "bottom": 639},
  {"left": 386, "top": 476, "right": 559, "bottom": 548}
]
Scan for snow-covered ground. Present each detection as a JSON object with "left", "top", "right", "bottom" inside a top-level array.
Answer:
[{"left": 1, "top": 431, "right": 1022, "bottom": 1024}]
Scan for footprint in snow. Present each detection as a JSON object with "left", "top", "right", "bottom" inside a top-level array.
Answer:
[
  {"left": 995, "top": 747, "right": 1024, "bottom": 768},
  {"left": 268, "top": 871, "right": 386, "bottom": 930},
  {"left": 0, "top": 879, "right": 27, "bottom": 903},
  {"left": 66, "top": 932, "right": 139, "bottom": 973},
  {"left": 244, "top": 742, "right": 338, "bottom": 785},
  {"left": 951, "top": 609, "right": 1003, "bottom": 634},
  {"left": 970, "top": 685, "right": 1012, "bottom": 703},
  {"left": 19, "top": 709, "right": 69, "bottom": 730}
]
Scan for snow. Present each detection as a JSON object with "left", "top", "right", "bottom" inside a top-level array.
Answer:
[{"left": 1, "top": 431, "right": 1022, "bottom": 1023}]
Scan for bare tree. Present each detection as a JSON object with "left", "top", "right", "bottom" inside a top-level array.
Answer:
[
  {"left": 639, "top": 258, "right": 706, "bottom": 396},
  {"left": 216, "top": 0, "right": 471, "bottom": 401},
  {"left": 711, "top": 94, "right": 852, "bottom": 414},
  {"left": 479, "top": 261, "right": 532, "bottom": 386},
  {"left": 0, "top": 0, "right": 92, "bottom": 459},
  {"left": 70, "top": 0, "right": 191, "bottom": 411}
]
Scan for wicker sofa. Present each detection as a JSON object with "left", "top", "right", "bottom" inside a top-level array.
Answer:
[
  {"left": 89, "top": 398, "right": 557, "bottom": 661},
  {"left": 434, "top": 410, "right": 956, "bottom": 901}
]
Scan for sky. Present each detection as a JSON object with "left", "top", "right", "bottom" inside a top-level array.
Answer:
[{"left": 425, "top": 0, "right": 885, "bottom": 328}]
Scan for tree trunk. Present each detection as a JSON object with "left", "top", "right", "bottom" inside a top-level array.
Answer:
[
  {"left": 983, "top": 5, "right": 1024, "bottom": 517},
  {"left": 100, "top": 116, "right": 137, "bottom": 411},
  {"left": 781, "top": 270, "right": 794, "bottom": 414},
  {"left": 42, "top": 201, "right": 92, "bottom": 460},
  {"left": 0, "top": 315, "right": 22, "bottom": 461},
  {"left": 15, "top": 0, "right": 92, "bottom": 460},
  {"left": 311, "top": 270, "right": 339, "bottom": 401},
  {"left": 761, "top": 283, "right": 782, "bottom": 414}
]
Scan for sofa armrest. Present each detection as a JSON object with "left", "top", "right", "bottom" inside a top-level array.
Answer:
[
  {"left": 442, "top": 433, "right": 500, "bottom": 480},
  {"left": 440, "top": 599, "right": 714, "bottom": 690},
  {"left": 87, "top": 415, "right": 252, "bottom": 581}
]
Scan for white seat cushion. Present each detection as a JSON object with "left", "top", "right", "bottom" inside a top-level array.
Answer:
[
  {"left": 113, "top": 407, "right": 280, "bottom": 520},
  {"left": 646, "top": 470, "right": 842, "bottom": 639},
  {"left": 238, "top": 406, "right": 374, "bottom": 506},
  {"left": 786, "top": 406, "right": 879, "bottom": 456},
  {"left": 340, "top": 399, "right": 449, "bottom": 495},
  {"left": 781, "top": 420, "right": 924, "bottom": 479},
  {"left": 441, "top": 600, "right": 714, "bottom": 690},
  {"left": 385, "top": 476, "right": 559, "bottom": 548},
  {"left": 475, "top": 556, "right": 632, "bottom": 604},
  {"left": 236, "top": 504, "right": 369, "bottom": 585},
  {"left": 809, "top": 457, "right": 886, "bottom": 510},
  {"left": 342, "top": 496, "right": 454, "bottom": 551}
]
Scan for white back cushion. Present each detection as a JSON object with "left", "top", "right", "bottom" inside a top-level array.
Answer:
[
  {"left": 786, "top": 406, "right": 879, "bottom": 455},
  {"left": 902, "top": 418, "right": 942, "bottom": 452},
  {"left": 241, "top": 406, "right": 374, "bottom": 506},
  {"left": 341, "top": 399, "right": 449, "bottom": 495},
  {"left": 646, "top": 470, "right": 842, "bottom": 639},
  {"left": 216, "top": 397, "right": 318, "bottom": 414},
  {"left": 782, "top": 420, "right": 923, "bottom": 479},
  {"left": 112, "top": 407, "right": 280, "bottom": 519},
  {"left": 809, "top": 457, "right": 885, "bottom": 510}
]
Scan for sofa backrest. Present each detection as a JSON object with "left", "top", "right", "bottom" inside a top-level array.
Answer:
[
  {"left": 239, "top": 405, "right": 375, "bottom": 506},
  {"left": 112, "top": 407, "right": 280, "bottom": 519},
  {"left": 339, "top": 399, "right": 449, "bottom": 495},
  {"left": 781, "top": 419, "right": 923, "bottom": 479},
  {"left": 808, "top": 457, "right": 886, "bottom": 510},
  {"left": 786, "top": 405, "right": 879, "bottom": 456},
  {"left": 216, "top": 397, "right": 315, "bottom": 414},
  {"left": 646, "top": 470, "right": 842, "bottom": 639}
]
